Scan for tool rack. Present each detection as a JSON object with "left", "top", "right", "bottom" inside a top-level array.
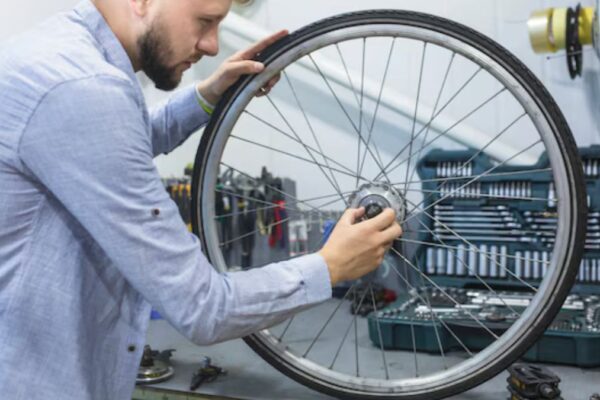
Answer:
[
  {"left": 415, "top": 146, "right": 600, "bottom": 292},
  {"left": 366, "top": 146, "right": 600, "bottom": 367}
]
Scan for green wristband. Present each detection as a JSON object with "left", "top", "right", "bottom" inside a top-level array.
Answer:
[{"left": 195, "top": 87, "right": 215, "bottom": 116}]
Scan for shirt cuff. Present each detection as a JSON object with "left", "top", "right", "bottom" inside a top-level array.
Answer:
[
  {"left": 167, "top": 85, "right": 212, "bottom": 134},
  {"left": 295, "top": 253, "right": 332, "bottom": 303}
]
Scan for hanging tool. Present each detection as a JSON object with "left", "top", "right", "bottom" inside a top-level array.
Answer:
[
  {"left": 216, "top": 174, "right": 234, "bottom": 258},
  {"left": 267, "top": 177, "right": 288, "bottom": 249},
  {"left": 234, "top": 174, "right": 259, "bottom": 268},
  {"left": 289, "top": 219, "right": 308, "bottom": 257}
]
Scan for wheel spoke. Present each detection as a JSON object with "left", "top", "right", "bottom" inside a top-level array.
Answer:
[
  {"left": 214, "top": 187, "right": 342, "bottom": 220},
  {"left": 402, "top": 186, "right": 554, "bottom": 202},
  {"left": 395, "top": 237, "right": 550, "bottom": 265},
  {"left": 213, "top": 187, "right": 351, "bottom": 219},
  {"left": 335, "top": 43, "right": 387, "bottom": 169},
  {"left": 282, "top": 71, "right": 345, "bottom": 198},
  {"left": 415, "top": 259, "right": 448, "bottom": 370},
  {"left": 354, "top": 284, "right": 360, "bottom": 377},
  {"left": 335, "top": 44, "right": 360, "bottom": 104},
  {"left": 368, "top": 285, "right": 390, "bottom": 380},
  {"left": 403, "top": 197, "right": 539, "bottom": 292},
  {"left": 402, "top": 42, "right": 427, "bottom": 200},
  {"left": 303, "top": 283, "right": 358, "bottom": 358},
  {"left": 230, "top": 135, "right": 365, "bottom": 182},
  {"left": 401, "top": 111, "right": 529, "bottom": 213},
  {"left": 278, "top": 316, "right": 295, "bottom": 342},
  {"left": 220, "top": 162, "right": 352, "bottom": 215},
  {"left": 384, "top": 258, "right": 474, "bottom": 356},
  {"left": 308, "top": 54, "right": 393, "bottom": 184},
  {"left": 400, "top": 242, "right": 420, "bottom": 378},
  {"left": 356, "top": 38, "right": 366, "bottom": 187},
  {"left": 380, "top": 87, "right": 507, "bottom": 180},
  {"left": 403, "top": 52, "right": 455, "bottom": 197},
  {"left": 264, "top": 94, "right": 349, "bottom": 205},
  {"left": 388, "top": 247, "right": 500, "bottom": 340},
  {"left": 393, "top": 167, "right": 552, "bottom": 186},
  {"left": 403, "top": 139, "right": 543, "bottom": 222},
  {"left": 329, "top": 286, "right": 370, "bottom": 370},
  {"left": 414, "top": 217, "right": 522, "bottom": 316},
  {"left": 373, "top": 67, "right": 483, "bottom": 181},
  {"left": 358, "top": 38, "right": 396, "bottom": 179},
  {"left": 243, "top": 110, "right": 358, "bottom": 177},
  {"left": 219, "top": 216, "right": 292, "bottom": 248}
]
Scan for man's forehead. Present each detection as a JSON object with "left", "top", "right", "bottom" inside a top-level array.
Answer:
[{"left": 188, "top": 0, "right": 232, "bottom": 19}]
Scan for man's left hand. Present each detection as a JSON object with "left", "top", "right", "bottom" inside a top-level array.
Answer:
[{"left": 197, "top": 29, "right": 288, "bottom": 106}]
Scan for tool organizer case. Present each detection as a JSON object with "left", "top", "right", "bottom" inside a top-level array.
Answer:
[{"left": 368, "top": 146, "right": 600, "bottom": 367}]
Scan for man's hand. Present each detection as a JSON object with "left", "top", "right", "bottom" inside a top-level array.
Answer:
[
  {"left": 319, "top": 208, "right": 403, "bottom": 286},
  {"left": 197, "top": 29, "right": 288, "bottom": 106}
]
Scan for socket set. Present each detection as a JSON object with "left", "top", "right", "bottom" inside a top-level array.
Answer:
[
  {"left": 414, "top": 147, "right": 600, "bottom": 289},
  {"left": 368, "top": 147, "right": 600, "bottom": 367},
  {"left": 437, "top": 182, "right": 481, "bottom": 199},
  {"left": 367, "top": 287, "right": 600, "bottom": 367},
  {"left": 436, "top": 161, "right": 473, "bottom": 177}
]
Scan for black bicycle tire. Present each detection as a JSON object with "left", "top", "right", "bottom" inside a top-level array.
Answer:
[{"left": 191, "top": 10, "right": 587, "bottom": 400}]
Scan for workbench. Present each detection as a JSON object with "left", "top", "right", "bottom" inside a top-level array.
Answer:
[{"left": 135, "top": 320, "right": 600, "bottom": 400}]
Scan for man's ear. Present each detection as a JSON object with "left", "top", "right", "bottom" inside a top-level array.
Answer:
[{"left": 130, "top": 0, "right": 151, "bottom": 17}]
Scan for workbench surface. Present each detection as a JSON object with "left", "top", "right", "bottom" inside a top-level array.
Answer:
[{"left": 141, "top": 320, "right": 600, "bottom": 399}]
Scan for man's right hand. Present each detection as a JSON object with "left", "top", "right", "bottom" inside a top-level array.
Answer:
[{"left": 318, "top": 207, "right": 403, "bottom": 286}]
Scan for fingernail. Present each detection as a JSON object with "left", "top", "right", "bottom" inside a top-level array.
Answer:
[{"left": 255, "top": 63, "right": 264, "bottom": 72}]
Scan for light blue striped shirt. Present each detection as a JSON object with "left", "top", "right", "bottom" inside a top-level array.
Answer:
[{"left": 0, "top": 1, "right": 331, "bottom": 399}]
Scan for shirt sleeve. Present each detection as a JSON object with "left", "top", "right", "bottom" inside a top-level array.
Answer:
[
  {"left": 148, "top": 84, "right": 211, "bottom": 156},
  {"left": 18, "top": 75, "right": 332, "bottom": 345}
]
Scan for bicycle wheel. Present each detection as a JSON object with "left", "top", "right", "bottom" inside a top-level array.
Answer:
[{"left": 191, "top": 10, "right": 586, "bottom": 399}]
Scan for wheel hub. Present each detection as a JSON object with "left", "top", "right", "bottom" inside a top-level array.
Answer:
[{"left": 348, "top": 182, "right": 406, "bottom": 223}]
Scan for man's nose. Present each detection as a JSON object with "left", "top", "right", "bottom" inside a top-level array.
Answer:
[{"left": 197, "top": 30, "right": 219, "bottom": 57}]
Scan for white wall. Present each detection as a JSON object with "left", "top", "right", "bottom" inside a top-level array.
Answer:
[
  {"left": 234, "top": 0, "right": 600, "bottom": 146},
  {"left": 2, "top": 0, "right": 599, "bottom": 182},
  {"left": 0, "top": 0, "right": 77, "bottom": 38}
]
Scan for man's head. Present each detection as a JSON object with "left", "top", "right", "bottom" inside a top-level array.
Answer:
[{"left": 102, "top": 0, "right": 232, "bottom": 90}]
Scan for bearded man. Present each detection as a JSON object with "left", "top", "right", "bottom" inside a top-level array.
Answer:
[{"left": 0, "top": 1, "right": 402, "bottom": 398}]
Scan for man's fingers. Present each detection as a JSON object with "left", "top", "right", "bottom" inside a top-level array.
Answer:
[
  {"left": 224, "top": 60, "right": 265, "bottom": 79},
  {"left": 362, "top": 208, "right": 396, "bottom": 231},
  {"left": 380, "top": 222, "right": 403, "bottom": 243},
  {"left": 352, "top": 207, "right": 366, "bottom": 223},
  {"left": 237, "top": 29, "right": 289, "bottom": 60},
  {"left": 340, "top": 207, "right": 364, "bottom": 225}
]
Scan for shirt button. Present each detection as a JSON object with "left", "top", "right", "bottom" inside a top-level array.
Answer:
[
  {"left": 300, "top": 280, "right": 305, "bottom": 285},
  {"left": 127, "top": 345, "right": 136, "bottom": 353}
]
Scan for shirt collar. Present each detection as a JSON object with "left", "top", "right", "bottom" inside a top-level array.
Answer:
[{"left": 73, "top": 0, "right": 138, "bottom": 84}]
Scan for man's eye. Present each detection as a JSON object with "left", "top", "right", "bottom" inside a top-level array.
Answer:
[{"left": 198, "top": 19, "right": 212, "bottom": 28}]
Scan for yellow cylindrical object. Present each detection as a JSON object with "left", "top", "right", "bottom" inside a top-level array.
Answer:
[
  {"left": 579, "top": 7, "right": 595, "bottom": 45},
  {"left": 528, "top": 8, "right": 557, "bottom": 53},
  {"left": 551, "top": 7, "right": 568, "bottom": 50},
  {"left": 528, "top": 6, "right": 596, "bottom": 54}
]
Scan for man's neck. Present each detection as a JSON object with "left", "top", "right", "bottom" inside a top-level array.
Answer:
[{"left": 91, "top": 0, "right": 142, "bottom": 71}]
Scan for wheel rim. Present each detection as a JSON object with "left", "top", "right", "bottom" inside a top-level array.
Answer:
[{"left": 193, "top": 15, "right": 583, "bottom": 398}]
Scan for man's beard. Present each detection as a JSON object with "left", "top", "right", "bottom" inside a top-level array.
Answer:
[{"left": 138, "top": 21, "right": 181, "bottom": 91}]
